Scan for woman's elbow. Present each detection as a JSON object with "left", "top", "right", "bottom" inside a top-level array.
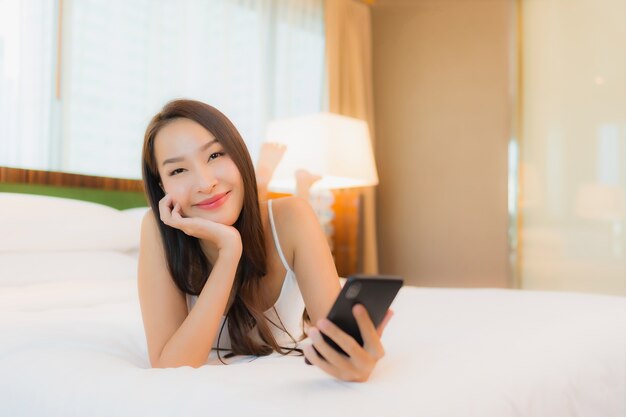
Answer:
[{"left": 150, "top": 355, "right": 205, "bottom": 369}]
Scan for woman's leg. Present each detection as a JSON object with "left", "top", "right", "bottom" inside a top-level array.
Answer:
[{"left": 295, "top": 169, "right": 322, "bottom": 201}]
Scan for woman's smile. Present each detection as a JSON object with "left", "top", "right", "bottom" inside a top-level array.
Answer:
[{"left": 194, "top": 191, "right": 231, "bottom": 211}]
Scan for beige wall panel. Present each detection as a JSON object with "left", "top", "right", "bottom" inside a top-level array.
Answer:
[{"left": 372, "top": 0, "right": 512, "bottom": 287}]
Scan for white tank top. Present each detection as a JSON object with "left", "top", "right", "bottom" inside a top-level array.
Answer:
[{"left": 185, "top": 199, "right": 306, "bottom": 355}]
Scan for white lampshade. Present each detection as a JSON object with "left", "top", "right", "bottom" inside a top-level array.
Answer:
[{"left": 264, "top": 112, "right": 379, "bottom": 193}]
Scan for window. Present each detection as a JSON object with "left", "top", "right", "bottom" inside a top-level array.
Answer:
[
  {"left": 0, "top": 0, "right": 326, "bottom": 179},
  {"left": 0, "top": 0, "right": 56, "bottom": 170}
]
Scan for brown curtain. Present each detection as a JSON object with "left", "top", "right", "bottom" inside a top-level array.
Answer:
[{"left": 325, "top": 0, "right": 378, "bottom": 274}]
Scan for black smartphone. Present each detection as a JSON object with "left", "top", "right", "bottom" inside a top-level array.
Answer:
[{"left": 305, "top": 275, "right": 403, "bottom": 364}]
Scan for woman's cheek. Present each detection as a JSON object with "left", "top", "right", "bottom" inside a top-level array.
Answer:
[{"left": 164, "top": 185, "right": 190, "bottom": 211}]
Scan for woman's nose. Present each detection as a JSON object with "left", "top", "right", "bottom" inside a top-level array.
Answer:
[{"left": 195, "top": 169, "right": 218, "bottom": 193}]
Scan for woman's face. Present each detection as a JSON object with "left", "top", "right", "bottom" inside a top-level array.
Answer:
[{"left": 153, "top": 118, "right": 244, "bottom": 226}]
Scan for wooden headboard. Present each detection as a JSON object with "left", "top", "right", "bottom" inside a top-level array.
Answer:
[
  {"left": 0, "top": 166, "right": 359, "bottom": 276},
  {"left": 0, "top": 167, "right": 146, "bottom": 209}
]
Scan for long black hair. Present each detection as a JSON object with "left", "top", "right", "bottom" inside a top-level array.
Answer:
[{"left": 142, "top": 99, "right": 298, "bottom": 358}]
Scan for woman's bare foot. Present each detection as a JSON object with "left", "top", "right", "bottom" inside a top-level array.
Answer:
[
  {"left": 256, "top": 142, "right": 287, "bottom": 200},
  {"left": 295, "top": 169, "right": 322, "bottom": 201}
]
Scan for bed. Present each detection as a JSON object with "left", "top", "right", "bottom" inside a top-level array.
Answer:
[{"left": 0, "top": 169, "right": 624, "bottom": 417}]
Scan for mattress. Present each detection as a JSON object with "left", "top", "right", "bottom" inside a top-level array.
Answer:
[{"left": 0, "top": 192, "right": 624, "bottom": 416}]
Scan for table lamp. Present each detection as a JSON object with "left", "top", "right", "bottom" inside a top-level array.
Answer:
[
  {"left": 264, "top": 112, "right": 378, "bottom": 273},
  {"left": 264, "top": 112, "right": 378, "bottom": 192}
]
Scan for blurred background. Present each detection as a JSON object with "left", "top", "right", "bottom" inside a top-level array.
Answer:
[{"left": 0, "top": 0, "right": 624, "bottom": 295}]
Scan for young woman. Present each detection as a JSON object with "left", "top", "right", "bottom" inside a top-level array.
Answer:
[{"left": 137, "top": 99, "right": 393, "bottom": 382}]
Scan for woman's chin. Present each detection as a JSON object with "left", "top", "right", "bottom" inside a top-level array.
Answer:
[{"left": 193, "top": 212, "right": 237, "bottom": 226}]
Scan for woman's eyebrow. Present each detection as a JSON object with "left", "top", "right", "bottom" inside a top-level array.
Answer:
[{"left": 162, "top": 140, "right": 218, "bottom": 166}]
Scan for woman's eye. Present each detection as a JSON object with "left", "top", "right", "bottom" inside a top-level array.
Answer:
[
  {"left": 208, "top": 152, "right": 224, "bottom": 161},
  {"left": 169, "top": 168, "right": 185, "bottom": 176}
]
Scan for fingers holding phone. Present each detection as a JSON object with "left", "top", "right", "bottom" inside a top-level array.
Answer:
[
  {"left": 303, "top": 306, "right": 391, "bottom": 382},
  {"left": 352, "top": 304, "right": 387, "bottom": 360},
  {"left": 303, "top": 325, "right": 353, "bottom": 380},
  {"left": 375, "top": 308, "right": 394, "bottom": 338},
  {"left": 303, "top": 276, "right": 403, "bottom": 382}
]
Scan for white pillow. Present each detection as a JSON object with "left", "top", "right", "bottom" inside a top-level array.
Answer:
[
  {"left": 120, "top": 206, "right": 151, "bottom": 257},
  {"left": 0, "top": 251, "right": 138, "bottom": 286},
  {"left": 0, "top": 193, "right": 147, "bottom": 252}
]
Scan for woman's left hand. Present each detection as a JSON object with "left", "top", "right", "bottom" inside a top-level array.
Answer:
[{"left": 303, "top": 305, "right": 394, "bottom": 382}]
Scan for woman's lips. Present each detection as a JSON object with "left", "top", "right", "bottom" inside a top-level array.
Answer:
[{"left": 195, "top": 192, "right": 230, "bottom": 210}]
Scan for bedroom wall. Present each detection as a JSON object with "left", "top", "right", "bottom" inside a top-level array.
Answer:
[{"left": 371, "top": 0, "right": 514, "bottom": 287}]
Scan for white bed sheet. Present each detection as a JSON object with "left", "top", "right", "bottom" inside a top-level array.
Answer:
[{"left": 0, "top": 266, "right": 624, "bottom": 417}]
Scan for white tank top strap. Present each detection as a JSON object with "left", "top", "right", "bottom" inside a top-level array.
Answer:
[{"left": 268, "top": 199, "right": 293, "bottom": 273}]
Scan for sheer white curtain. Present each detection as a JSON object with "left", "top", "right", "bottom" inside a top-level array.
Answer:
[
  {"left": 0, "top": 0, "right": 56, "bottom": 170},
  {"left": 0, "top": 0, "right": 325, "bottom": 178},
  {"left": 520, "top": 0, "right": 626, "bottom": 296},
  {"left": 61, "top": 0, "right": 325, "bottom": 178}
]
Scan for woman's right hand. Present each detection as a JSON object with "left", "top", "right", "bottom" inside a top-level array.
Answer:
[{"left": 158, "top": 194, "right": 242, "bottom": 254}]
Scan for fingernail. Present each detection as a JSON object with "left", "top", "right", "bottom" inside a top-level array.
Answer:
[
  {"left": 317, "top": 319, "right": 329, "bottom": 331},
  {"left": 308, "top": 328, "right": 319, "bottom": 338}
]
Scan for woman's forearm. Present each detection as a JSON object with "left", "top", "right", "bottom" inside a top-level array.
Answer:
[{"left": 153, "top": 249, "right": 241, "bottom": 368}]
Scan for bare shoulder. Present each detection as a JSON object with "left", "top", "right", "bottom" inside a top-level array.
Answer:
[
  {"left": 269, "top": 196, "right": 325, "bottom": 261},
  {"left": 137, "top": 208, "right": 183, "bottom": 301},
  {"left": 140, "top": 209, "right": 165, "bottom": 246},
  {"left": 141, "top": 208, "right": 158, "bottom": 232},
  {"left": 270, "top": 196, "right": 316, "bottom": 227},
  {"left": 138, "top": 208, "right": 170, "bottom": 282}
]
